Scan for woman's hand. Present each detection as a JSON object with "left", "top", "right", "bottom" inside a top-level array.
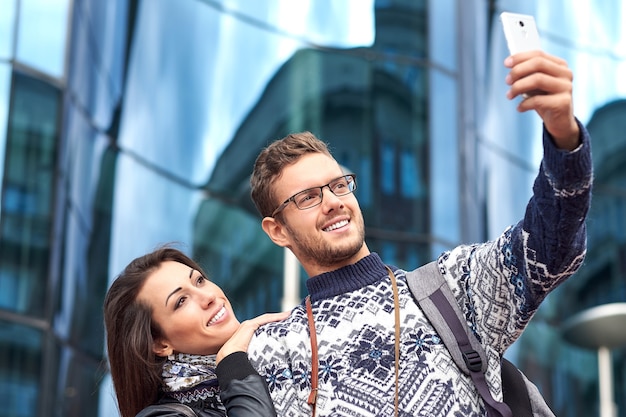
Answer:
[{"left": 216, "top": 311, "right": 290, "bottom": 364}]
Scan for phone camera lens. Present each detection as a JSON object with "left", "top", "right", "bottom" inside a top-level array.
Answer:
[{"left": 518, "top": 20, "right": 525, "bottom": 27}]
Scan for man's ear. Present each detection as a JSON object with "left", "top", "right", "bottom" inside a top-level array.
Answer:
[
  {"left": 152, "top": 338, "right": 174, "bottom": 357},
  {"left": 261, "top": 217, "right": 290, "bottom": 248}
]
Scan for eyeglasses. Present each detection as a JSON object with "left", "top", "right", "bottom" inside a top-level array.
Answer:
[{"left": 271, "top": 174, "right": 357, "bottom": 217}]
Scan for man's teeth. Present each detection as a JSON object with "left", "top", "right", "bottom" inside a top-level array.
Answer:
[
  {"left": 324, "top": 219, "right": 348, "bottom": 231},
  {"left": 208, "top": 306, "right": 226, "bottom": 326}
]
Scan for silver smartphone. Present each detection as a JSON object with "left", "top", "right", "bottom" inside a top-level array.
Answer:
[{"left": 500, "top": 12, "right": 541, "bottom": 54}]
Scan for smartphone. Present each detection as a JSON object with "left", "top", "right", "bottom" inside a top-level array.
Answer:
[
  {"left": 500, "top": 12, "right": 541, "bottom": 55},
  {"left": 500, "top": 12, "right": 542, "bottom": 97}
]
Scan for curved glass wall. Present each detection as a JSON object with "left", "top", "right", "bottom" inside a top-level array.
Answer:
[
  {"left": 109, "top": 0, "right": 451, "bottom": 319},
  {"left": 1, "top": 0, "right": 624, "bottom": 416}
]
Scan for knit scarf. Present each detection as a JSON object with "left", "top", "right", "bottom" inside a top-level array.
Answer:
[{"left": 161, "top": 353, "right": 226, "bottom": 413}]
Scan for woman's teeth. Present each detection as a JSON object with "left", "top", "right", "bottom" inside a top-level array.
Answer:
[{"left": 208, "top": 306, "right": 226, "bottom": 326}]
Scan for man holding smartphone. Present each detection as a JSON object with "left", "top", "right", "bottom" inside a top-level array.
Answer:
[
  {"left": 505, "top": 50, "right": 580, "bottom": 150},
  {"left": 247, "top": 45, "right": 590, "bottom": 417}
]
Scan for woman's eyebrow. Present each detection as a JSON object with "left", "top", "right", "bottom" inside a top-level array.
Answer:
[
  {"left": 165, "top": 268, "right": 196, "bottom": 306},
  {"left": 165, "top": 287, "right": 182, "bottom": 306}
]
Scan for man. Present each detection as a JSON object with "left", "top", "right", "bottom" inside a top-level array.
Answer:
[{"left": 247, "top": 50, "right": 592, "bottom": 416}]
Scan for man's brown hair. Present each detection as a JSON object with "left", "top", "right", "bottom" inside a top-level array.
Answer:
[{"left": 250, "top": 131, "right": 333, "bottom": 218}]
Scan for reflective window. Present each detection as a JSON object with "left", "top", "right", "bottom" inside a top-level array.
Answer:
[
  {"left": 0, "top": 64, "right": 11, "bottom": 196},
  {"left": 53, "top": 346, "right": 103, "bottom": 417},
  {"left": 111, "top": 1, "right": 433, "bottom": 316},
  {"left": 0, "top": 0, "right": 17, "bottom": 59},
  {"left": 16, "top": 0, "right": 70, "bottom": 78},
  {"left": 0, "top": 320, "right": 42, "bottom": 417},
  {"left": 0, "top": 72, "right": 60, "bottom": 316},
  {"left": 429, "top": 69, "right": 459, "bottom": 256},
  {"left": 428, "top": 0, "right": 456, "bottom": 71},
  {"left": 67, "top": 0, "right": 128, "bottom": 129}
]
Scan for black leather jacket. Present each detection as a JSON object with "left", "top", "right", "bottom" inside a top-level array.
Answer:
[{"left": 136, "top": 352, "right": 277, "bottom": 417}]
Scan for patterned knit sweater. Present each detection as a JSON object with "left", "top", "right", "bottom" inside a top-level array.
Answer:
[{"left": 248, "top": 124, "right": 592, "bottom": 417}]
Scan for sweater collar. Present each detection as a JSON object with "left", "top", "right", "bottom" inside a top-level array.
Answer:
[{"left": 305, "top": 253, "right": 389, "bottom": 302}]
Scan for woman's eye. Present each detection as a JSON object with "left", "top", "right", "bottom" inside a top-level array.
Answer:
[
  {"left": 175, "top": 296, "right": 187, "bottom": 309},
  {"left": 196, "top": 275, "right": 206, "bottom": 285}
]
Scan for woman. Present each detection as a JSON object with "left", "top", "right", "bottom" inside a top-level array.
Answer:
[{"left": 104, "top": 246, "right": 287, "bottom": 417}]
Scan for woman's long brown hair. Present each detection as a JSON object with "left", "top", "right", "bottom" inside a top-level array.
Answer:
[{"left": 103, "top": 246, "right": 207, "bottom": 417}]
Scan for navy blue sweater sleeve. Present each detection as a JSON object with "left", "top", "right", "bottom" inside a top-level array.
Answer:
[{"left": 516, "top": 119, "right": 592, "bottom": 295}]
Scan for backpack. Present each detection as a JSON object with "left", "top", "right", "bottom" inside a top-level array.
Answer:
[{"left": 406, "top": 261, "right": 555, "bottom": 417}]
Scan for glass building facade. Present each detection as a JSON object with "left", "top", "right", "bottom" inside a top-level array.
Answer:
[{"left": 0, "top": 0, "right": 624, "bottom": 416}]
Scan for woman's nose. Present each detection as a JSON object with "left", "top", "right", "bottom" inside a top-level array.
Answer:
[{"left": 194, "top": 289, "right": 215, "bottom": 308}]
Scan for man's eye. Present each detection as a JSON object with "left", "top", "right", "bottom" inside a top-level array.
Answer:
[
  {"left": 332, "top": 181, "right": 347, "bottom": 191},
  {"left": 296, "top": 191, "right": 318, "bottom": 205}
]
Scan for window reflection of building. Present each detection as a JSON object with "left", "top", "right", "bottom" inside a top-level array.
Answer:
[
  {"left": 576, "top": 100, "right": 626, "bottom": 313},
  {"left": 0, "top": 71, "right": 61, "bottom": 417},
  {"left": 194, "top": 3, "right": 431, "bottom": 315},
  {"left": 0, "top": 1, "right": 131, "bottom": 416},
  {"left": 0, "top": 0, "right": 625, "bottom": 416}
]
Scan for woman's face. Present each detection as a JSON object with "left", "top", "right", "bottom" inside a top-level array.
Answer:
[{"left": 137, "top": 260, "right": 240, "bottom": 356}]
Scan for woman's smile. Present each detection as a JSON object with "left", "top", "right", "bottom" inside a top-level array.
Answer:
[{"left": 208, "top": 305, "right": 227, "bottom": 326}]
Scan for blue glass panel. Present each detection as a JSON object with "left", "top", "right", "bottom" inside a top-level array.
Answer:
[
  {"left": 16, "top": 0, "right": 70, "bottom": 78},
  {"left": 67, "top": 0, "right": 128, "bottom": 130},
  {"left": 54, "top": 347, "right": 102, "bottom": 416},
  {"left": 428, "top": 0, "right": 456, "bottom": 71},
  {"left": 119, "top": 0, "right": 374, "bottom": 186},
  {"left": 0, "top": 0, "right": 17, "bottom": 59},
  {"left": 429, "top": 70, "right": 459, "bottom": 254},
  {"left": 0, "top": 72, "right": 60, "bottom": 316},
  {"left": 0, "top": 64, "right": 10, "bottom": 198},
  {"left": 0, "top": 320, "right": 42, "bottom": 417}
]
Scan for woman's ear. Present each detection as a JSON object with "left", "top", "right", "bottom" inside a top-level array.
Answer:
[
  {"left": 261, "top": 217, "right": 290, "bottom": 247},
  {"left": 152, "top": 338, "right": 174, "bottom": 357}
]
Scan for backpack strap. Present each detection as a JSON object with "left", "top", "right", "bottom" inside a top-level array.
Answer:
[{"left": 406, "top": 261, "right": 513, "bottom": 417}]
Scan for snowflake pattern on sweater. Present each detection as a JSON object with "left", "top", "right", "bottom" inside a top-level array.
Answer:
[{"left": 248, "top": 125, "right": 592, "bottom": 416}]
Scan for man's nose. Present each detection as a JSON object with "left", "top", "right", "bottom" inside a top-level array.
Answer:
[{"left": 320, "top": 186, "right": 343, "bottom": 210}]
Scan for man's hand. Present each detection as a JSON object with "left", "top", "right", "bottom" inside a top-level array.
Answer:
[
  {"left": 216, "top": 311, "right": 290, "bottom": 364},
  {"left": 505, "top": 50, "right": 580, "bottom": 151}
]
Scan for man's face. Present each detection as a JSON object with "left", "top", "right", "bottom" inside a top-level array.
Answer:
[{"left": 269, "top": 153, "right": 368, "bottom": 275}]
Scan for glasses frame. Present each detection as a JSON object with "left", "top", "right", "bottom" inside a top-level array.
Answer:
[{"left": 271, "top": 174, "right": 357, "bottom": 218}]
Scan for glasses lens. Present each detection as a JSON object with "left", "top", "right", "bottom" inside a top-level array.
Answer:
[
  {"left": 330, "top": 175, "right": 356, "bottom": 196},
  {"left": 294, "top": 188, "right": 323, "bottom": 209},
  {"left": 290, "top": 175, "right": 356, "bottom": 210}
]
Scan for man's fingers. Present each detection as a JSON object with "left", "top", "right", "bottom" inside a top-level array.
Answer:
[
  {"left": 506, "top": 50, "right": 568, "bottom": 68},
  {"left": 507, "top": 73, "right": 572, "bottom": 99}
]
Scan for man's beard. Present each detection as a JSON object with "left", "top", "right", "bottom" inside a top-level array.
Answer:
[{"left": 284, "top": 215, "right": 365, "bottom": 268}]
